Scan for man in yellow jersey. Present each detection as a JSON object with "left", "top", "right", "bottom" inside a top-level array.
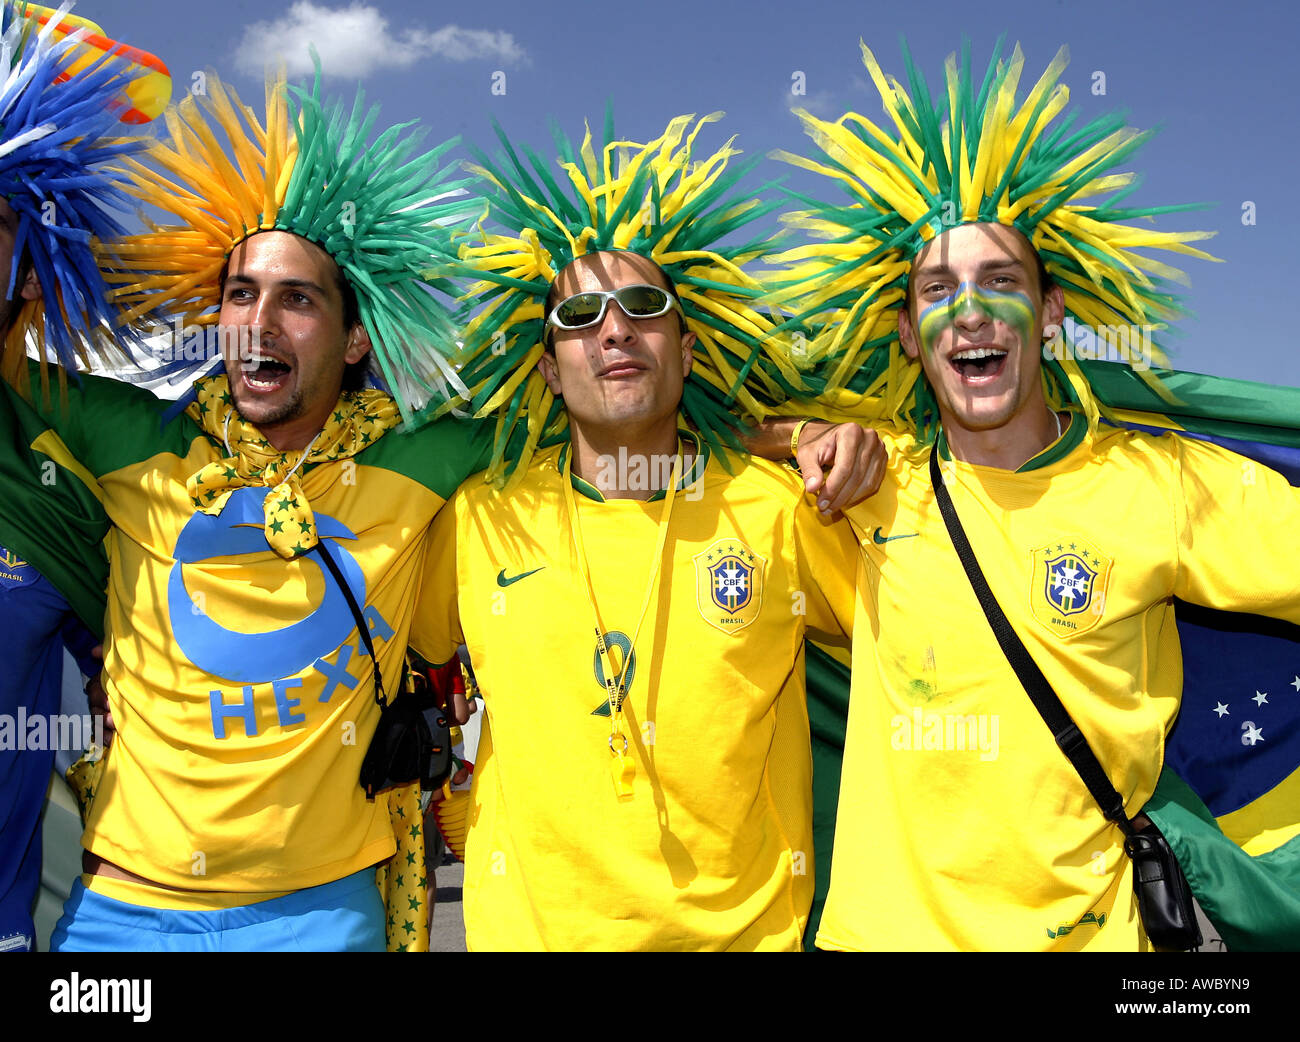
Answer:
[
  {"left": 418, "top": 250, "right": 858, "bottom": 952},
  {"left": 768, "top": 42, "right": 1300, "bottom": 950},
  {"left": 412, "top": 117, "right": 863, "bottom": 950},
  {"left": 10, "top": 69, "right": 501, "bottom": 952}
]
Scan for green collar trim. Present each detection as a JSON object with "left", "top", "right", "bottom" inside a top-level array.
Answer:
[
  {"left": 1021, "top": 412, "right": 1085, "bottom": 470},
  {"left": 559, "top": 430, "right": 709, "bottom": 503},
  {"left": 935, "top": 411, "right": 1084, "bottom": 473}
]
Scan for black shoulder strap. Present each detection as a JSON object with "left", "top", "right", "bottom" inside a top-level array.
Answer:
[
  {"left": 312, "top": 540, "right": 388, "bottom": 710},
  {"left": 927, "top": 447, "right": 1134, "bottom": 835}
]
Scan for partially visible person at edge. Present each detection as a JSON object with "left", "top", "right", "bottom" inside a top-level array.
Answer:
[{"left": 0, "top": 4, "right": 155, "bottom": 953}]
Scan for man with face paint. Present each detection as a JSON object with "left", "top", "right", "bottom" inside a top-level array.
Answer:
[
  {"left": 769, "top": 42, "right": 1300, "bottom": 950},
  {"left": 897, "top": 222, "right": 1065, "bottom": 469}
]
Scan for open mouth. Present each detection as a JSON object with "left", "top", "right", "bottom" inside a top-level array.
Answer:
[
  {"left": 242, "top": 355, "right": 292, "bottom": 391},
  {"left": 949, "top": 347, "right": 1008, "bottom": 382}
]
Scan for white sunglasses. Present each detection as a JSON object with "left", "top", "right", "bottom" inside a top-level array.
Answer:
[{"left": 545, "top": 284, "right": 683, "bottom": 332}]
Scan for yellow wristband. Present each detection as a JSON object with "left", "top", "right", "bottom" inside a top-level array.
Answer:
[{"left": 790, "top": 418, "right": 813, "bottom": 458}]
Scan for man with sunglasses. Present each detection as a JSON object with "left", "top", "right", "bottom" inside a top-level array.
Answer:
[
  {"left": 413, "top": 245, "right": 862, "bottom": 950},
  {"left": 537, "top": 267, "right": 693, "bottom": 464}
]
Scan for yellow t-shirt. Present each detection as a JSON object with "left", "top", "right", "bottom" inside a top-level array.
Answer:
[
  {"left": 413, "top": 438, "right": 856, "bottom": 950},
  {"left": 32, "top": 372, "right": 489, "bottom": 900},
  {"left": 821, "top": 421, "right": 1300, "bottom": 951}
]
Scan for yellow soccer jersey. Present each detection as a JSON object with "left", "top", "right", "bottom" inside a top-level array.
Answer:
[
  {"left": 412, "top": 437, "right": 856, "bottom": 950},
  {"left": 30, "top": 372, "right": 489, "bottom": 898},
  {"left": 821, "top": 419, "right": 1300, "bottom": 951}
]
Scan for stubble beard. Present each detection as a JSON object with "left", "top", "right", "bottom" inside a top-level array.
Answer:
[{"left": 230, "top": 379, "right": 305, "bottom": 432}]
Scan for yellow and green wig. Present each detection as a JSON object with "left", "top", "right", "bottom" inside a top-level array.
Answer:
[
  {"left": 104, "top": 62, "right": 477, "bottom": 419},
  {"left": 449, "top": 111, "right": 803, "bottom": 485},
  {"left": 771, "top": 39, "right": 1217, "bottom": 440}
]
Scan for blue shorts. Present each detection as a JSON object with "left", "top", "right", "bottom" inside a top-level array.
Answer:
[{"left": 50, "top": 868, "right": 386, "bottom": 952}]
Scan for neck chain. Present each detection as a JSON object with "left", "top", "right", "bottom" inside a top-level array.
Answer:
[
  {"left": 223, "top": 409, "right": 323, "bottom": 482},
  {"left": 561, "top": 443, "right": 683, "bottom": 799}
]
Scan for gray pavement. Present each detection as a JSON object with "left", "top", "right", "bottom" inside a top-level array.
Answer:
[
  {"left": 429, "top": 855, "right": 468, "bottom": 952},
  {"left": 426, "top": 698, "right": 478, "bottom": 952}
]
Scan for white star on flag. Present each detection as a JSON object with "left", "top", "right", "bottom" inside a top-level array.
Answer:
[
  {"left": 1292, "top": 675, "right": 1300, "bottom": 691},
  {"left": 1253, "top": 691, "right": 1269, "bottom": 707},
  {"left": 1213, "top": 702, "right": 1229, "bottom": 717},
  {"left": 1242, "top": 723, "right": 1265, "bottom": 746}
]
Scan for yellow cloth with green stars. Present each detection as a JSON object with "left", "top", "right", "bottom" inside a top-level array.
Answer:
[
  {"left": 821, "top": 420, "right": 1300, "bottom": 951},
  {"left": 413, "top": 436, "right": 857, "bottom": 951},
  {"left": 185, "top": 376, "right": 400, "bottom": 559}
]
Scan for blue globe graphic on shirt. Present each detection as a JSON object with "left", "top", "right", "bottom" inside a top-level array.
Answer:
[{"left": 167, "top": 486, "right": 366, "bottom": 683}]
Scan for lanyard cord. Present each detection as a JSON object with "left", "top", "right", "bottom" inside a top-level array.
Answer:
[
  {"left": 223, "top": 409, "right": 323, "bottom": 483},
  {"left": 561, "top": 444, "right": 683, "bottom": 798}
]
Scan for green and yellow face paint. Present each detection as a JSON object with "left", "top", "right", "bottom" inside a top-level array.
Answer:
[{"left": 916, "top": 280, "right": 1036, "bottom": 381}]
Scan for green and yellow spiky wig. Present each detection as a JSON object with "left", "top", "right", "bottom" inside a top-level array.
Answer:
[
  {"left": 770, "top": 39, "right": 1217, "bottom": 440},
  {"left": 103, "top": 63, "right": 477, "bottom": 419},
  {"left": 449, "top": 112, "right": 803, "bottom": 485},
  {"left": 0, "top": 2, "right": 163, "bottom": 388}
]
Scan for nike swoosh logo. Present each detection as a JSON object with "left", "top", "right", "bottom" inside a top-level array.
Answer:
[
  {"left": 497, "top": 567, "right": 545, "bottom": 587},
  {"left": 872, "top": 527, "right": 919, "bottom": 545}
]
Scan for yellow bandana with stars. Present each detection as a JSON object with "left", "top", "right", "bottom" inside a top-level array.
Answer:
[
  {"left": 375, "top": 783, "right": 432, "bottom": 952},
  {"left": 185, "top": 376, "right": 401, "bottom": 559}
]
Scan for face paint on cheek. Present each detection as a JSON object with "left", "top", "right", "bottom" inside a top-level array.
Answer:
[
  {"left": 984, "top": 287, "right": 1037, "bottom": 344},
  {"left": 915, "top": 281, "right": 1037, "bottom": 353}
]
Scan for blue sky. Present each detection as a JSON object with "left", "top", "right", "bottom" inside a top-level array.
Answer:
[{"left": 90, "top": 0, "right": 1300, "bottom": 386}]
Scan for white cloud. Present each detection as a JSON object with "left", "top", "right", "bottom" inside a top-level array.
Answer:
[
  {"left": 416, "top": 26, "right": 524, "bottom": 64},
  {"left": 783, "top": 89, "right": 837, "bottom": 119},
  {"left": 234, "top": 2, "right": 525, "bottom": 79}
]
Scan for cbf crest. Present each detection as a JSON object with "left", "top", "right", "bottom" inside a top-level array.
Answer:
[
  {"left": 1029, "top": 538, "right": 1113, "bottom": 639},
  {"left": 0, "top": 546, "right": 29, "bottom": 587},
  {"left": 693, "top": 538, "right": 766, "bottom": 635}
]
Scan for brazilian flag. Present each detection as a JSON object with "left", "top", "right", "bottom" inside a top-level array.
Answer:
[{"left": 1091, "top": 363, "right": 1300, "bottom": 952}]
